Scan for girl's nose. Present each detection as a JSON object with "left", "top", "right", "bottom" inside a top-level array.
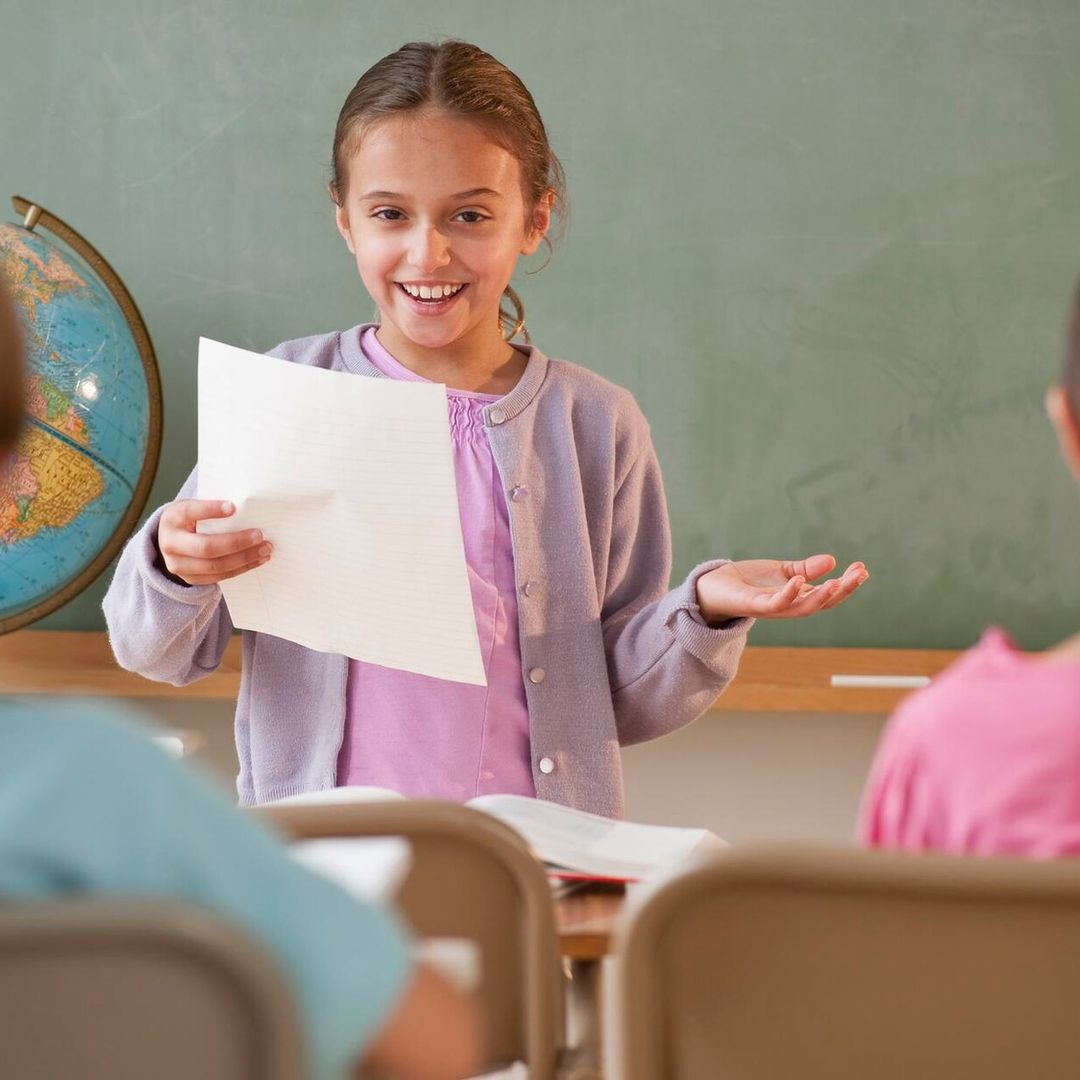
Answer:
[{"left": 410, "top": 226, "right": 451, "bottom": 273}]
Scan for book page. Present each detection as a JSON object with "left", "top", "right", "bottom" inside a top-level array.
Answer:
[
  {"left": 197, "top": 338, "right": 485, "bottom": 684},
  {"left": 468, "top": 795, "right": 725, "bottom": 879}
]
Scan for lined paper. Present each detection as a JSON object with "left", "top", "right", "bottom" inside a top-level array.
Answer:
[{"left": 196, "top": 337, "right": 485, "bottom": 685}]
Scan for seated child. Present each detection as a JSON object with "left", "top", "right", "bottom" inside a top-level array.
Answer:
[
  {"left": 860, "top": 284, "right": 1080, "bottom": 858},
  {"left": 0, "top": 283, "right": 480, "bottom": 1080}
]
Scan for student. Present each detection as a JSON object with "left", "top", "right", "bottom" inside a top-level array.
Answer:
[
  {"left": 0, "top": 287, "right": 481, "bottom": 1080},
  {"left": 860, "top": 284, "right": 1080, "bottom": 858},
  {"left": 105, "top": 40, "right": 868, "bottom": 814}
]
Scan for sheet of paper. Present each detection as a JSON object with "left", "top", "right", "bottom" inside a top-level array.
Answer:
[
  {"left": 196, "top": 337, "right": 485, "bottom": 685},
  {"left": 290, "top": 837, "right": 412, "bottom": 903}
]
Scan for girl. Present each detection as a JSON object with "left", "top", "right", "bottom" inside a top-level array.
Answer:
[
  {"left": 105, "top": 41, "right": 868, "bottom": 814},
  {"left": 860, "top": 284, "right": 1080, "bottom": 857}
]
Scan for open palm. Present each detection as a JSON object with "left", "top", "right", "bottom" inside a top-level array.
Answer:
[{"left": 696, "top": 554, "right": 868, "bottom": 623}]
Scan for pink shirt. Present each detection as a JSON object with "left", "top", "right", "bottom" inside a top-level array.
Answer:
[
  {"left": 335, "top": 329, "right": 535, "bottom": 800},
  {"left": 859, "top": 627, "right": 1080, "bottom": 858}
]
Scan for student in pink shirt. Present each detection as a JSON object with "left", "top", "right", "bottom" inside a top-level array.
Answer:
[{"left": 860, "top": 285, "right": 1080, "bottom": 857}]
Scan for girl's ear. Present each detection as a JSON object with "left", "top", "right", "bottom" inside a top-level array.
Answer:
[
  {"left": 1045, "top": 385, "right": 1080, "bottom": 484},
  {"left": 521, "top": 190, "right": 554, "bottom": 257},
  {"left": 331, "top": 186, "right": 357, "bottom": 255}
]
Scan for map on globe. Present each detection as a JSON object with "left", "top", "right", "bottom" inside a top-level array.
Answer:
[{"left": 0, "top": 201, "right": 161, "bottom": 631}]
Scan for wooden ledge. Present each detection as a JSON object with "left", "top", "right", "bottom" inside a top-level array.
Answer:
[
  {"left": 0, "top": 630, "right": 243, "bottom": 699},
  {"left": 718, "top": 646, "right": 959, "bottom": 713},
  {"left": 0, "top": 631, "right": 959, "bottom": 712}
]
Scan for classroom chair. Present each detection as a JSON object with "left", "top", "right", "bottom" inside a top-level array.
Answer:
[
  {"left": 0, "top": 898, "right": 306, "bottom": 1079},
  {"left": 258, "top": 798, "right": 565, "bottom": 1079},
  {"left": 611, "top": 843, "right": 1080, "bottom": 1080}
]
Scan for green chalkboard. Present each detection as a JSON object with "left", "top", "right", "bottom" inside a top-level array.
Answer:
[{"left": 4, "top": 0, "right": 1080, "bottom": 648}]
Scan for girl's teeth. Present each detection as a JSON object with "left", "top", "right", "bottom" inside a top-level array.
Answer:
[{"left": 401, "top": 283, "right": 462, "bottom": 301}]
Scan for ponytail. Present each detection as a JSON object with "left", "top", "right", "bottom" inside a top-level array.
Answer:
[{"left": 500, "top": 285, "right": 528, "bottom": 343}]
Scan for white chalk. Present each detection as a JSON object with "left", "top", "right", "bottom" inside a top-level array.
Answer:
[{"left": 830, "top": 674, "right": 931, "bottom": 689}]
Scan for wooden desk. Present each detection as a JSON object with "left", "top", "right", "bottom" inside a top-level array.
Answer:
[
  {"left": 0, "top": 630, "right": 960, "bottom": 713},
  {"left": 556, "top": 886, "right": 625, "bottom": 960},
  {"left": 556, "top": 886, "right": 627, "bottom": 1078}
]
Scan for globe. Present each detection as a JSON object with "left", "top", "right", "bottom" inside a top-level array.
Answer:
[{"left": 0, "top": 197, "right": 162, "bottom": 632}]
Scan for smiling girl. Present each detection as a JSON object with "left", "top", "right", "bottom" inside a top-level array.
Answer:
[{"left": 105, "top": 41, "right": 868, "bottom": 814}]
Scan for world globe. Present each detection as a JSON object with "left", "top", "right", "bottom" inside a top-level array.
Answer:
[{"left": 0, "top": 197, "right": 162, "bottom": 632}]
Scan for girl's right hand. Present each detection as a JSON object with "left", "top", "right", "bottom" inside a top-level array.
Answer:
[{"left": 157, "top": 500, "right": 272, "bottom": 586}]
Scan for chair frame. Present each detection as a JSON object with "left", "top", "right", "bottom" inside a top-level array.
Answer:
[
  {"left": 258, "top": 798, "right": 564, "bottom": 1079},
  {"left": 0, "top": 898, "right": 307, "bottom": 1079},
  {"left": 613, "top": 843, "right": 1080, "bottom": 1080}
]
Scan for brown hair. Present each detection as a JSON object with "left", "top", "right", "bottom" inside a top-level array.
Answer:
[
  {"left": 1065, "top": 283, "right": 1080, "bottom": 422},
  {"left": 0, "top": 281, "right": 24, "bottom": 454},
  {"left": 330, "top": 40, "right": 566, "bottom": 343}
]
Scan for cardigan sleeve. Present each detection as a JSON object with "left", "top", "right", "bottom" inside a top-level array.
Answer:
[
  {"left": 101, "top": 337, "right": 314, "bottom": 686},
  {"left": 601, "top": 438, "right": 752, "bottom": 746},
  {"left": 102, "top": 465, "right": 234, "bottom": 686}
]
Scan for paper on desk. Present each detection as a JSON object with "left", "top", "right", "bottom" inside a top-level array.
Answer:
[
  {"left": 196, "top": 337, "right": 485, "bottom": 685},
  {"left": 291, "top": 837, "right": 412, "bottom": 903}
]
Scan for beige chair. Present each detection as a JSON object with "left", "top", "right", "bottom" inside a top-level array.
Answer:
[
  {"left": 612, "top": 844, "right": 1080, "bottom": 1080},
  {"left": 259, "top": 798, "right": 565, "bottom": 1079},
  {"left": 0, "top": 898, "right": 306, "bottom": 1079}
]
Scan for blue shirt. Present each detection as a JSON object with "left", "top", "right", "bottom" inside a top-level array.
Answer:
[{"left": 0, "top": 698, "right": 411, "bottom": 1079}]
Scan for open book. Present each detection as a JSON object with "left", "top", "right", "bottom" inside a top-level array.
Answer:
[{"left": 275, "top": 788, "right": 726, "bottom": 882}]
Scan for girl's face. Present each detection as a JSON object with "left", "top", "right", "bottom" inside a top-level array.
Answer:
[{"left": 334, "top": 110, "right": 550, "bottom": 354}]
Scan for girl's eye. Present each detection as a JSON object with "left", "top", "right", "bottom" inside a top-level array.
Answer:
[
  {"left": 455, "top": 210, "right": 489, "bottom": 224},
  {"left": 372, "top": 208, "right": 405, "bottom": 221}
]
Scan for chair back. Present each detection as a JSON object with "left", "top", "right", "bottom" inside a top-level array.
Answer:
[
  {"left": 0, "top": 899, "right": 306, "bottom": 1079},
  {"left": 260, "top": 799, "right": 564, "bottom": 1079},
  {"left": 613, "top": 844, "right": 1080, "bottom": 1080}
]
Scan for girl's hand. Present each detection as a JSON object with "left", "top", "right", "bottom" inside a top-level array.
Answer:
[
  {"left": 695, "top": 554, "right": 868, "bottom": 624},
  {"left": 157, "top": 499, "right": 272, "bottom": 586}
]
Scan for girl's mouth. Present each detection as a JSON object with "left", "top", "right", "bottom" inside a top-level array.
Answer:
[{"left": 396, "top": 282, "right": 468, "bottom": 315}]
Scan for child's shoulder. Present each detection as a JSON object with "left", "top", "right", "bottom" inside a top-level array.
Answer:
[
  {"left": 885, "top": 627, "right": 1069, "bottom": 743},
  {"left": 541, "top": 353, "right": 649, "bottom": 432},
  {"left": 265, "top": 329, "right": 349, "bottom": 371}
]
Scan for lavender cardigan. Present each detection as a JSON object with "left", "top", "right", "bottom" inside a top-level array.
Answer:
[{"left": 103, "top": 325, "right": 751, "bottom": 816}]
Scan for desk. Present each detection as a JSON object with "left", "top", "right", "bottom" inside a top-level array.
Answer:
[
  {"left": 555, "top": 887, "right": 626, "bottom": 1078},
  {"left": 555, "top": 886, "right": 624, "bottom": 960}
]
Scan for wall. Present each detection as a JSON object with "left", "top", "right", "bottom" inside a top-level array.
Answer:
[{"left": 4, "top": 1, "right": 1080, "bottom": 647}]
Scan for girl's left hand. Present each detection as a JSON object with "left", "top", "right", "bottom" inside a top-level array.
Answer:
[{"left": 695, "top": 554, "right": 868, "bottom": 624}]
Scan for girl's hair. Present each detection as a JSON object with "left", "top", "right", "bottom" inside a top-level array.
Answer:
[
  {"left": 0, "top": 282, "right": 24, "bottom": 454},
  {"left": 330, "top": 40, "right": 566, "bottom": 343},
  {"left": 1066, "top": 283, "right": 1080, "bottom": 422}
]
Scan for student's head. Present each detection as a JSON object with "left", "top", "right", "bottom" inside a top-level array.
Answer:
[
  {"left": 329, "top": 40, "right": 565, "bottom": 350},
  {"left": 0, "top": 281, "right": 25, "bottom": 462},
  {"left": 1046, "top": 284, "right": 1080, "bottom": 484}
]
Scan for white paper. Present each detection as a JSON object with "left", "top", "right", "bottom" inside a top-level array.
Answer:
[
  {"left": 197, "top": 337, "right": 485, "bottom": 684},
  {"left": 468, "top": 794, "right": 727, "bottom": 879},
  {"left": 290, "top": 837, "right": 412, "bottom": 903}
]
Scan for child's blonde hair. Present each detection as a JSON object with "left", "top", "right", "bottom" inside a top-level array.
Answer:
[{"left": 330, "top": 40, "right": 566, "bottom": 343}]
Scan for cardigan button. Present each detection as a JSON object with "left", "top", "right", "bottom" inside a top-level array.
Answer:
[
  {"left": 488, "top": 407, "right": 506, "bottom": 425},
  {"left": 539, "top": 757, "right": 555, "bottom": 775},
  {"left": 529, "top": 667, "right": 546, "bottom": 684},
  {"left": 510, "top": 485, "right": 527, "bottom": 502},
  {"left": 521, "top": 580, "right": 539, "bottom": 598}
]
